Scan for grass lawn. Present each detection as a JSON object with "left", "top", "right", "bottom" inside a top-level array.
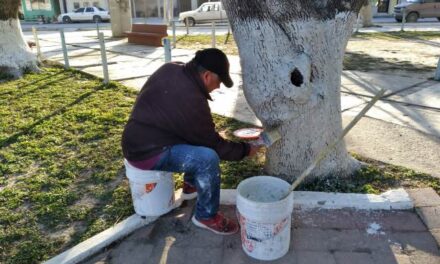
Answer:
[{"left": 0, "top": 66, "right": 439, "bottom": 263}]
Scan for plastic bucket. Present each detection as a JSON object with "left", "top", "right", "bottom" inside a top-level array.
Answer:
[
  {"left": 236, "top": 176, "right": 294, "bottom": 261},
  {"left": 124, "top": 159, "right": 175, "bottom": 217}
]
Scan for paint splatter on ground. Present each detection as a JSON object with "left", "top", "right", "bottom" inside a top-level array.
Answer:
[{"left": 366, "top": 222, "right": 385, "bottom": 235}]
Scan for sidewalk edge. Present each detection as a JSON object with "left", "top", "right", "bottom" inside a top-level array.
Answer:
[{"left": 45, "top": 188, "right": 413, "bottom": 264}]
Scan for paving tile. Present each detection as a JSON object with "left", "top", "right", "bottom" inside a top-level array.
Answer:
[
  {"left": 81, "top": 250, "right": 111, "bottom": 264},
  {"left": 407, "top": 188, "right": 440, "bottom": 207},
  {"left": 295, "top": 251, "right": 336, "bottom": 264},
  {"left": 333, "top": 251, "right": 374, "bottom": 264},
  {"left": 221, "top": 246, "right": 270, "bottom": 264},
  {"left": 370, "top": 252, "right": 412, "bottom": 264},
  {"left": 389, "top": 231, "right": 440, "bottom": 255},
  {"left": 292, "top": 228, "right": 329, "bottom": 251},
  {"left": 381, "top": 211, "right": 428, "bottom": 232},
  {"left": 185, "top": 247, "right": 223, "bottom": 264},
  {"left": 151, "top": 246, "right": 188, "bottom": 264},
  {"left": 431, "top": 228, "right": 440, "bottom": 248},
  {"left": 172, "top": 226, "right": 225, "bottom": 248},
  {"left": 351, "top": 210, "right": 426, "bottom": 232},
  {"left": 326, "top": 229, "right": 374, "bottom": 252},
  {"left": 125, "top": 223, "right": 157, "bottom": 242},
  {"left": 107, "top": 242, "right": 154, "bottom": 264},
  {"left": 293, "top": 209, "right": 357, "bottom": 229},
  {"left": 349, "top": 210, "right": 391, "bottom": 230},
  {"left": 408, "top": 251, "right": 440, "bottom": 264},
  {"left": 416, "top": 206, "right": 440, "bottom": 230}
]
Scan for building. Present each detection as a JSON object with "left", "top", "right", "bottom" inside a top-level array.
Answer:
[
  {"left": 58, "top": 0, "right": 109, "bottom": 14},
  {"left": 21, "top": 0, "right": 61, "bottom": 22},
  {"left": 373, "top": 0, "right": 399, "bottom": 16},
  {"left": 130, "top": 0, "right": 209, "bottom": 19}
]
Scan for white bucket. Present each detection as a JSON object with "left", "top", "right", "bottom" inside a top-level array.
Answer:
[
  {"left": 236, "top": 176, "right": 294, "bottom": 261},
  {"left": 124, "top": 159, "right": 175, "bottom": 217}
]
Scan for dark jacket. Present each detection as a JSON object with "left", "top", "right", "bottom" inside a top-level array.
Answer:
[{"left": 121, "top": 62, "right": 250, "bottom": 161}]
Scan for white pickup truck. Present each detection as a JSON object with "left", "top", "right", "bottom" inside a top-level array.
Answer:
[{"left": 178, "top": 1, "right": 228, "bottom": 26}]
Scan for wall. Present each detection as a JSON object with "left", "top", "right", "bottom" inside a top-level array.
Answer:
[
  {"left": 62, "top": 0, "right": 109, "bottom": 13},
  {"left": 22, "top": 0, "right": 60, "bottom": 21}
]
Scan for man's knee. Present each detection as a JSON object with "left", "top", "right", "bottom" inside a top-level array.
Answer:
[{"left": 198, "top": 147, "right": 220, "bottom": 167}]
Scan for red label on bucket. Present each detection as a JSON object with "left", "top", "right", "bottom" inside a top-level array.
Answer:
[{"left": 145, "top": 183, "right": 157, "bottom": 193}]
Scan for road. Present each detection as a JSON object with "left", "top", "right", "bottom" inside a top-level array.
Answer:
[{"left": 21, "top": 16, "right": 440, "bottom": 34}]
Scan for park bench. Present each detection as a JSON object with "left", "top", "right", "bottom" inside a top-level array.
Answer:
[{"left": 125, "top": 24, "right": 168, "bottom": 47}]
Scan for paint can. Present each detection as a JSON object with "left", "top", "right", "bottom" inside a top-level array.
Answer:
[
  {"left": 236, "top": 176, "right": 294, "bottom": 261},
  {"left": 124, "top": 159, "right": 175, "bottom": 217}
]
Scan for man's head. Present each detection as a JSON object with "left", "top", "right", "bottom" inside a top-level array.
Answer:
[{"left": 192, "top": 48, "right": 233, "bottom": 92}]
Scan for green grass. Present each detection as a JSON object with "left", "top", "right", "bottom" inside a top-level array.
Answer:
[
  {"left": 352, "top": 31, "right": 440, "bottom": 41},
  {"left": 1, "top": 66, "right": 439, "bottom": 263}
]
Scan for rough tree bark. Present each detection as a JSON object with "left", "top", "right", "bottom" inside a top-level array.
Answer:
[
  {"left": 0, "top": 0, "right": 38, "bottom": 78},
  {"left": 222, "top": 0, "right": 367, "bottom": 182}
]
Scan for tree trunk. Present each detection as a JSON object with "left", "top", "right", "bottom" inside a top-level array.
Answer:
[
  {"left": 109, "top": 0, "right": 132, "bottom": 37},
  {"left": 0, "top": 0, "right": 38, "bottom": 78},
  {"left": 360, "top": 1, "right": 373, "bottom": 27},
  {"left": 222, "top": 0, "right": 366, "bottom": 182}
]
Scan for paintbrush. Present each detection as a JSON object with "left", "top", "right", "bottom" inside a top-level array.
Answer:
[{"left": 255, "top": 128, "right": 282, "bottom": 147}]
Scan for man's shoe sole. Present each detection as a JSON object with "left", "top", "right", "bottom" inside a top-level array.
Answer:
[
  {"left": 191, "top": 215, "right": 238, "bottom": 235},
  {"left": 182, "top": 192, "right": 197, "bottom": 200}
]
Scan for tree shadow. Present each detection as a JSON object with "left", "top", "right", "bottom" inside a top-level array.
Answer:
[
  {"left": 0, "top": 83, "right": 106, "bottom": 149},
  {"left": 343, "top": 51, "right": 435, "bottom": 72}
]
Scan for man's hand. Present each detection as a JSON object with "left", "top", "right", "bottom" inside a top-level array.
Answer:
[{"left": 248, "top": 143, "right": 262, "bottom": 157}]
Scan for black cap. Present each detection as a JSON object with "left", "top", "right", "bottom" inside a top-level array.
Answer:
[{"left": 193, "top": 48, "right": 234, "bottom": 88}]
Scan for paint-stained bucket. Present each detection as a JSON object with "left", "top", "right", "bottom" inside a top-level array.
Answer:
[
  {"left": 124, "top": 159, "right": 175, "bottom": 217},
  {"left": 236, "top": 176, "right": 294, "bottom": 261}
]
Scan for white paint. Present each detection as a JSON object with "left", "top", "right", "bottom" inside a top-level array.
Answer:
[
  {"left": 366, "top": 222, "right": 385, "bottom": 235},
  {"left": 228, "top": 11, "right": 360, "bottom": 179},
  {"left": 0, "top": 19, "right": 38, "bottom": 76}
]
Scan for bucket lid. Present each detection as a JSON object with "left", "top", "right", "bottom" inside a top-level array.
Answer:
[{"left": 233, "top": 128, "right": 263, "bottom": 140}]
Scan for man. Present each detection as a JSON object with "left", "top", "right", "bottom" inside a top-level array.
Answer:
[{"left": 122, "top": 48, "right": 259, "bottom": 235}]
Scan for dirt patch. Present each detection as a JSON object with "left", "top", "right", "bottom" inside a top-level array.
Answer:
[{"left": 346, "top": 35, "right": 440, "bottom": 74}]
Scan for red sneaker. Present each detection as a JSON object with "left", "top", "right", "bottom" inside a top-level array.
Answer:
[
  {"left": 191, "top": 212, "right": 239, "bottom": 235},
  {"left": 182, "top": 182, "right": 197, "bottom": 200}
]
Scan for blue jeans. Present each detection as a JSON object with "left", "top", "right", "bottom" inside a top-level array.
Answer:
[{"left": 152, "top": 144, "right": 221, "bottom": 220}]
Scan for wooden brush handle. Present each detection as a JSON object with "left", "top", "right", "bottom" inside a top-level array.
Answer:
[{"left": 284, "top": 88, "right": 386, "bottom": 197}]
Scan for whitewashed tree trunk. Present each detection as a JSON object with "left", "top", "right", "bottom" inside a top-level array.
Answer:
[
  {"left": 0, "top": 19, "right": 38, "bottom": 78},
  {"left": 0, "top": 1, "right": 38, "bottom": 78},
  {"left": 222, "top": 1, "right": 366, "bottom": 182},
  {"left": 360, "top": 1, "right": 373, "bottom": 27}
]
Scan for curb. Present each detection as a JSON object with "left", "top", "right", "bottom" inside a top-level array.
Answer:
[
  {"left": 44, "top": 188, "right": 414, "bottom": 264},
  {"left": 220, "top": 188, "right": 413, "bottom": 210}
]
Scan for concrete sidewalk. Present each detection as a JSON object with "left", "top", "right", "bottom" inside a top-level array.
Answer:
[
  {"left": 24, "top": 29, "right": 440, "bottom": 177},
  {"left": 81, "top": 189, "right": 440, "bottom": 264}
]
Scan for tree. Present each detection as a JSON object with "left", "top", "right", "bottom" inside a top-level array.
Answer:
[
  {"left": 0, "top": 0, "right": 38, "bottom": 78},
  {"left": 360, "top": 1, "right": 373, "bottom": 27},
  {"left": 222, "top": 0, "right": 367, "bottom": 182}
]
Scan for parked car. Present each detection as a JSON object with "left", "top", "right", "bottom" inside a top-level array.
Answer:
[
  {"left": 394, "top": 0, "right": 440, "bottom": 22},
  {"left": 58, "top": 6, "right": 110, "bottom": 23},
  {"left": 178, "top": 1, "right": 227, "bottom": 26}
]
